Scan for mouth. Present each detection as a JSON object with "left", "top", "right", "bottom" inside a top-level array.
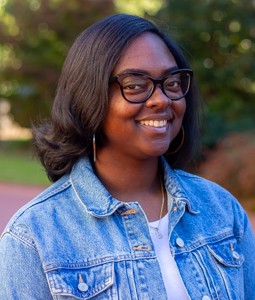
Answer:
[{"left": 139, "top": 119, "right": 168, "bottom": 128}]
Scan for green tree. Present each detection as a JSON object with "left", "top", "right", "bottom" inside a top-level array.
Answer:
[
  {"left": 157, "top": 0, "right": 255, "bottom": 144},
  {"left": 0, "top": 0, "right": 115, "bottom": 127}
]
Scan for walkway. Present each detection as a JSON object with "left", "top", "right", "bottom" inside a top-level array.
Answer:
[
  {"left": 0, "top": 182, "right": 44, "bottom": 233},
  {"left": 1, "top": 182, "right": 255, "bottom": 234}
]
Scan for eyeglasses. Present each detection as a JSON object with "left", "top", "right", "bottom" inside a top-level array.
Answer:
[{"left": 109, "top": 68, "right": 193, "bottom": 103}]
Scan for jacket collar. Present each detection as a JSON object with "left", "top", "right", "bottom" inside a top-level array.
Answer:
[
  {"left": 70, "top": 156, "right": 198, "bottom": 217},
  {"left": 161, "top": 157, "right": 199, "bottom": 215},
  {"left": 70, "top": 156, "right": 124, "bottom": 217}
]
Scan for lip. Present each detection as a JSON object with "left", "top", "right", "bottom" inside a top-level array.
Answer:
[
  {"left": 136, "top": 115, "right": 173, "bottom": 134},
  {"left": 139, "top": 119, "right": 168, "bottom": 128},
  {"left": 137, "top": 113, "right": 172, "bottom": 121},
  {"left": 136, "top": 114, "right": 173, "bottom": 128}
]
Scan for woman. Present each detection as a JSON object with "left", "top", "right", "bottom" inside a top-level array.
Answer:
[{"left": 0, "top": 14, "right": 254, "bottom": 299}]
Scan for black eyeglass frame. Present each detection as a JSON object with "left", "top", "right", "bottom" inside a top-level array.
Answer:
[{"left": 109, "top": 68, "right": 193, "bottom": 103}]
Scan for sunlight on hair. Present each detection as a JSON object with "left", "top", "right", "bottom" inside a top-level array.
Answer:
[{"left": 114, "top": 0, "right": 165, "bottom": 16}]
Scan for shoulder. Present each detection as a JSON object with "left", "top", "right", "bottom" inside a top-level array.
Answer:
[
  {"left": 171, "top": 168, "right": 243, "bottom": 213},
  {"left": 2, "top": 175, "right": 72, "bottom": 238},
  {"left": 162, "top": 157, "right": 239, "bottom": 210},
  {"left": 172, "top": 169, "right": 249, "bottom": 234},
  {"left": 173, "top": 169, "right": 233, "bottom": 197}
]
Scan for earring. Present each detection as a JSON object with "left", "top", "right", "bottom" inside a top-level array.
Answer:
[
  {"left": 93, "top": 134, "right": 96, "bottom": 163},
  {"left": 169, "top": 126, "right": 184, "bottom": 155}
]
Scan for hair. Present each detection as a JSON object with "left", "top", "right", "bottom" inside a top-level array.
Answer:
[{"left": 33, "top": 13, "right": 203, "bottom": 182}]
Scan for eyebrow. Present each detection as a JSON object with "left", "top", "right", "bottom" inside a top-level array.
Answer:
[{"left": 114, "top": 66, "right": 179, "bottom": 77}]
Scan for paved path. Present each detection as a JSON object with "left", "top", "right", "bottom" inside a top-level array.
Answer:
[
  {"left": 0, "top": 182, "right": 45, "bottom": 233},
  {"left": 1, "top": 182, "right": 255, "bottom": 234}
]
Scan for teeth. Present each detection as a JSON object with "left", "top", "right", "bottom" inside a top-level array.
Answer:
[{"left": 140, "top": 120, "right": 168, "bottom": 128}]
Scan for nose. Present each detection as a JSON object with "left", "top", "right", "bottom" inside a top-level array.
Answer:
[{"left": 145, "top": 84, "right": 171, "bottom": 109}]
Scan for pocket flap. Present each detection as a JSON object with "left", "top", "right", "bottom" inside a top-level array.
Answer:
[
  {"left": 208, "top": 238, "right": 244, "bottom": 267},
  {"left": 47, "top": 261, "right": 114, "bottom": 299}
]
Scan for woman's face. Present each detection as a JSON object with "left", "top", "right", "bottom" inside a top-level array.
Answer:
[{"left": 101, "top": 32, "right": 186, "bottom": 161}]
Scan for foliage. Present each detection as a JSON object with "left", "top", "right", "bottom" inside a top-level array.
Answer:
[
  {"left": 114, "top": 0, "right": 164, "bottom": 16},
  {"left": 0, "top": 0, "right": 115, "bottom": 127},
  {"left": 198, "top": 131, "right": 255, "bottom": 201},
  {"left": 157, "top": 0, "right": 255, "bottom": 144}
]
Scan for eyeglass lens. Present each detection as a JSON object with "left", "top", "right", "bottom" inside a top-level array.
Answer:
[{"left": 119, "top": 71, "right": 191, "bottom": 102}]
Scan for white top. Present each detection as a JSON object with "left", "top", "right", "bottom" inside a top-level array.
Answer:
[{"left": 149, "top": 213, "right": 190, "bottom": 300}]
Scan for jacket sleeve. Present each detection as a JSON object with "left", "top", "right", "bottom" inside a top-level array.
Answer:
[
  {"left": 0, "top": 231, "right": 53, "bottom": 299},
  {"left": 241, "top": 213, "right": 255, "bottom": 300}
]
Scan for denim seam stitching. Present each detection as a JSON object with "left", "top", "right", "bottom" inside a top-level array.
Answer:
[{"left": 7, "top": 231, "right": 37, "bottom": 251}]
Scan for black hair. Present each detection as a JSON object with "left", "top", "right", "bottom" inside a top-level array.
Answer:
[{"left": 33, "top": 14, "right": 202, "bottom": 182}]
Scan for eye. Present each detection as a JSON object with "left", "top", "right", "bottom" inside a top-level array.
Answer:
[
  {"left": 164, "top": 75, "right": 181, "bottom": 92},
  {"left": 122, "top": 76, "right": 149, "bottom": 94}
]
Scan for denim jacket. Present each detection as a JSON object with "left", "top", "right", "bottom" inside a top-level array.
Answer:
[{"left": 0, "top": 156, "right": 255, "bottom": 300}]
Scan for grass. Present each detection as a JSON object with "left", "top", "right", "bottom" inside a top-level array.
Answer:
[{"left": 0, "top": 140, "right": 50, "bottom": 186}]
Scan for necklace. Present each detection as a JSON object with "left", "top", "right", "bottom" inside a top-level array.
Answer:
[{"left": 149, "top": 175, "right": 165, "bottom": 239}]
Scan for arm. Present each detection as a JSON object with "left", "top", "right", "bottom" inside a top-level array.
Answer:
[
  {"left": 0, "top": 232, "right": 53, "bottom": 300},
  {"left": 241, "top": 214, "right": 255, "bottom": 299}
]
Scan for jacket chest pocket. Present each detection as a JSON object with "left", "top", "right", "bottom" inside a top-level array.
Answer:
[
  {"left": 46, "top": 261, "right": 115, "bottom": 299},
  {"left": 193, "top": 237, "right": 244, "bottom": 300},
  {"left": 208, "top": 238, "right": 244, "bottom": 268}
]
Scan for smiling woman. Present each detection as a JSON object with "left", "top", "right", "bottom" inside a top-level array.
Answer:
[
  {"left": 101, "top": 33, "right": 187, "bottom": 167},
  {"left": 0, "top": 14, "right": 254, "bottom": 300}
]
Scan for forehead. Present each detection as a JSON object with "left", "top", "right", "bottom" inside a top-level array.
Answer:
[{"left": 113, "top": 32, "right": 177, "bottom": 76}]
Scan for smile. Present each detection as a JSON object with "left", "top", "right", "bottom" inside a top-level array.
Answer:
[{"left": 139, "top": 120, "right": 168, "bottom": 128}]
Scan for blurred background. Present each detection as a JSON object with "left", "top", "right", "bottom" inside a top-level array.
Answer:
[{"left": 0, "top": 0, "right": 255, "bottom": 224}]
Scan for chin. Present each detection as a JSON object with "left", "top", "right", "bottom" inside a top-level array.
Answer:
[{"left": 145, "top": 147, "right": 169, "bottom": 158}]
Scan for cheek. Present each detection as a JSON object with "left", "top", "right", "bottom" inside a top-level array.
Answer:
[
  {"left": 102, "top": 99, "right": 140, "bottom": 137},
  {"left": 172, "top": 99, "right": 186, "bottom": 118},
  {"left": 107, "top": 93, "right": 143, "bottom": 121},
  {"left": 107, "top": 104, "right": 136, "bottom": 121}
]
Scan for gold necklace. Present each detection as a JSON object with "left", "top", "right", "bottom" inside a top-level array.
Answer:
[{"left": 149, "top": 175, "right": 165, "bottom": 239}]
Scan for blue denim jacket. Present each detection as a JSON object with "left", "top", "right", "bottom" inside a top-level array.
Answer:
[{"left": 0, "top": 156, "right": 255, "bottom": 299}]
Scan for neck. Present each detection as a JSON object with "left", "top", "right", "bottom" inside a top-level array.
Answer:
[
  {"left": 95, "top": 153, "right": 159, "bottom": 194},
  {"left": 94, "top": 149, "right": 166, "bottom": 221}
]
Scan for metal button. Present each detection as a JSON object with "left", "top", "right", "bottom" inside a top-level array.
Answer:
[
  {"left": 176, "top": 237, "right": 185, "bottom": 247},
  {"left": 78, "top": 282, "right": 88, "bottom": 292},
  {"left": 78, "top": 274, "right": 88, "bottom": 292},
  {"left": 202, "top": 296, "right": 211, "bottom": 300},
  {"left": 232, "top": 251, "right": 240, "bottom": 260}
]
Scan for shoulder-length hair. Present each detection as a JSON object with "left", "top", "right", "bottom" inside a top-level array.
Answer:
[{"left": 33, "top": 14, "right": 202, "bottom": 182}]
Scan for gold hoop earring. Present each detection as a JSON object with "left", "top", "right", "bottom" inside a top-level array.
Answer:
[
  {"left": 169, "top": 126, "right": 184, "bottom": 155},
  {"left": 93, "top": 134, "right": 96, "bottom": 163}
]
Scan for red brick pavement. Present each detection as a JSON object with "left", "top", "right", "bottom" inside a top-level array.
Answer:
[
  {"left": 0, "top": 182, "right": 45, "bottom": 233},
  {"left": 1, "top": 182, "right": 255, "bottom": 234}
]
